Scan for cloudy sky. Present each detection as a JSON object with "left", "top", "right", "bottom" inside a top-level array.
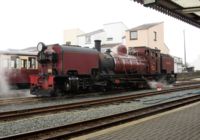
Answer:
[{"left": 0, "top": 0, "right": 200, "bottom": 69}]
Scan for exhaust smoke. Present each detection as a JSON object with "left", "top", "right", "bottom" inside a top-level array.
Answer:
[
  {"left": 0, "top": 68, "right": 10, "bottom": 97},
  {"left": 148, "top": 80, "right": 173, "bottom": 91}
]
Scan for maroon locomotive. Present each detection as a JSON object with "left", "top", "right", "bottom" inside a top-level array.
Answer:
[{"left": 30, "top": 40, "right": 176, "bottom": 96}]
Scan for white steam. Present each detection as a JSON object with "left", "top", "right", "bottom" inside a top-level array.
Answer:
[
  {"left": 0, "top": 68, "right": 10, "bottom": 97},
  {"left": 148, "top": 80, "right": 173, "bottom": 90},
  {"left": 0, "top": 69, "right": 32, "bottom": 98},
  {"left": 0, "top": 55, "right": 31, "bottom": 98}
]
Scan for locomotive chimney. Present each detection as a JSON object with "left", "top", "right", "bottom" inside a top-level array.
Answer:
[{"left": 94, "top": 40, "right": 101, "bottom": 52}]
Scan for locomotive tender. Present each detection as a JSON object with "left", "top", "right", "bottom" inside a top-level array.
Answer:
[{"left": 30, "top": 40, "right": 176, "bottom": 96}]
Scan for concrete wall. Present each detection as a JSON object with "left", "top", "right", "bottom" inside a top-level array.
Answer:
[
  {"left": 126, "top": 22, "right": 169, "bottom": 54},
  {"left": 148, "top": 23, "right": 169, "bottom": 54},
  {"left": 125, "top": 29, "right": 148, "bottom": 47},
  {"left": 77, "top": 32, "right": 106, "bottom": 48},
  {"left": 64, "top": 28, "right": 84, "bottom": 45},
  {"left": 103, "top": 22, "right": 127, "bottom": 44},
  {"left": 77, "top": 22, "right": 127, "bottom": 48}
]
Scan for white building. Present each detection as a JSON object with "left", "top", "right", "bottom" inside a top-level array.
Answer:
[
  {"left": 77, "top": 22, "right": 128, "bottom": 48},
  {"left": 173, "top": 56, "right": 183, "bottom": 73}
]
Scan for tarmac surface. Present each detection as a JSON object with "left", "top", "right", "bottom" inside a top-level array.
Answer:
[{"left": 72, "top": 101, "right": 200, "bottom": 140}]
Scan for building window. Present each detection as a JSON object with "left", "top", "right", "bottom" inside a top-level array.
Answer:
[
  {"left": 154, "top": 31, "right": 157, "bottom": 41},
  {"left": 130, "top": 31, "right": 137, "bottom": 40},
  {"left": 107, "top": 37, "right": 113, "bottom": 41},
  {"left": 85, "top": 35, "right": 91, "bottom": 44}
]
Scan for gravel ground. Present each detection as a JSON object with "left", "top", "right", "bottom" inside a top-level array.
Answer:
[{"left": 0, "top": 89, "right": 200, "bottom": 137}]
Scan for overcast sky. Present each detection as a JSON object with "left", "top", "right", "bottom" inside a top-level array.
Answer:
[{"left": 0, "top": 0, "right": 200, "bottom": 69}]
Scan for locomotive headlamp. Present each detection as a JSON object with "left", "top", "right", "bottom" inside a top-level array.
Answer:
[{"left": 37, "top": 42, "right": 46, "bottom": 52}]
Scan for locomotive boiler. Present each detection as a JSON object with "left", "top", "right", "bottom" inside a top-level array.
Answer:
[{"left": 30, "top": 40, "right": 176, "bottom": 96}]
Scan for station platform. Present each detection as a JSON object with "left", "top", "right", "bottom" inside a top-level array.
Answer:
[{"left": 72, "top": 101, "right": 200, "bottom": 140}]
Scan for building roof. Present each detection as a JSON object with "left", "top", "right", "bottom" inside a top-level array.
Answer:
[
  {"left": 0, "top": 46, "right": 38, "bottom": 56},
  {"left": 0, "top": 50, "right": 37, "bottom": 56},
  {"left": 21, "top": 47, "right": 38, "bottom": 52},
  {"left": 127, "top": 22, "right": 163, "bottom": 31},
  {"left": 132, "top": 0, "right": 200, "bottom": 29},
  {"left": 77, "top": 29, "right": 104, "bottom": 37},
  {"left": 103, "top": 21, "right": 128, "bottom": 29}
]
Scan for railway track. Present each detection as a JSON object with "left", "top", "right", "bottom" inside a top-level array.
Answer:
[
  {"left": 174, "top": 80, "right": 200, "bottom": 87},
  {"left": 0, "top": 81, "right": 199, "bottom": 106},
  {"left": 1, "top": 93, "right": 200, "bottom": 140},
  {"left": 0, "top": 84, "right": 200, "bottom": 122}
]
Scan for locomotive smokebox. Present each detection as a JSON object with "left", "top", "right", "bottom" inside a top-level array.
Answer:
[{"left": 95, "top": 40, "right": 101, "bottom": 52}]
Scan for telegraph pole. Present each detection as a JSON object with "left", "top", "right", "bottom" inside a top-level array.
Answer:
[{"left": 183, "top": 29, "right": 187, "bottom": 68}]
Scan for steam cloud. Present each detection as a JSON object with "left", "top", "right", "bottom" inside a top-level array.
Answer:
[
  {"left": 148, "top": 80, "right": 173, "bottom": 90},
  {"left": 0, "top": 68, "right": 10, "bottom": 97}
]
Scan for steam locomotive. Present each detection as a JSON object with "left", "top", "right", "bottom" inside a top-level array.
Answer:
[{"left": 30, "top": 40, "right": 176, "bottom": 96}]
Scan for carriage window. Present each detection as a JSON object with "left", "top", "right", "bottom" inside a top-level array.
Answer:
[
  {"left": 10, "top": 60, "right": 15, "bottom": 68},
  {"left": 32, "top": 58, "right": 36, "bottom": 68},
  {"left": 10, "top": 56, "right": 18, "bottom": 68},
  {"left": 16, "top": 58, "right": 21, "bottom": 69},
  {"left": 27, "top": 60, "right": 30, "bottom": 69},
  {"left": 21, "top": 59, "right": 27, "bottom": 68},
  {"left": 28, "top": 57, "right": 36, "bottom": 69}
]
